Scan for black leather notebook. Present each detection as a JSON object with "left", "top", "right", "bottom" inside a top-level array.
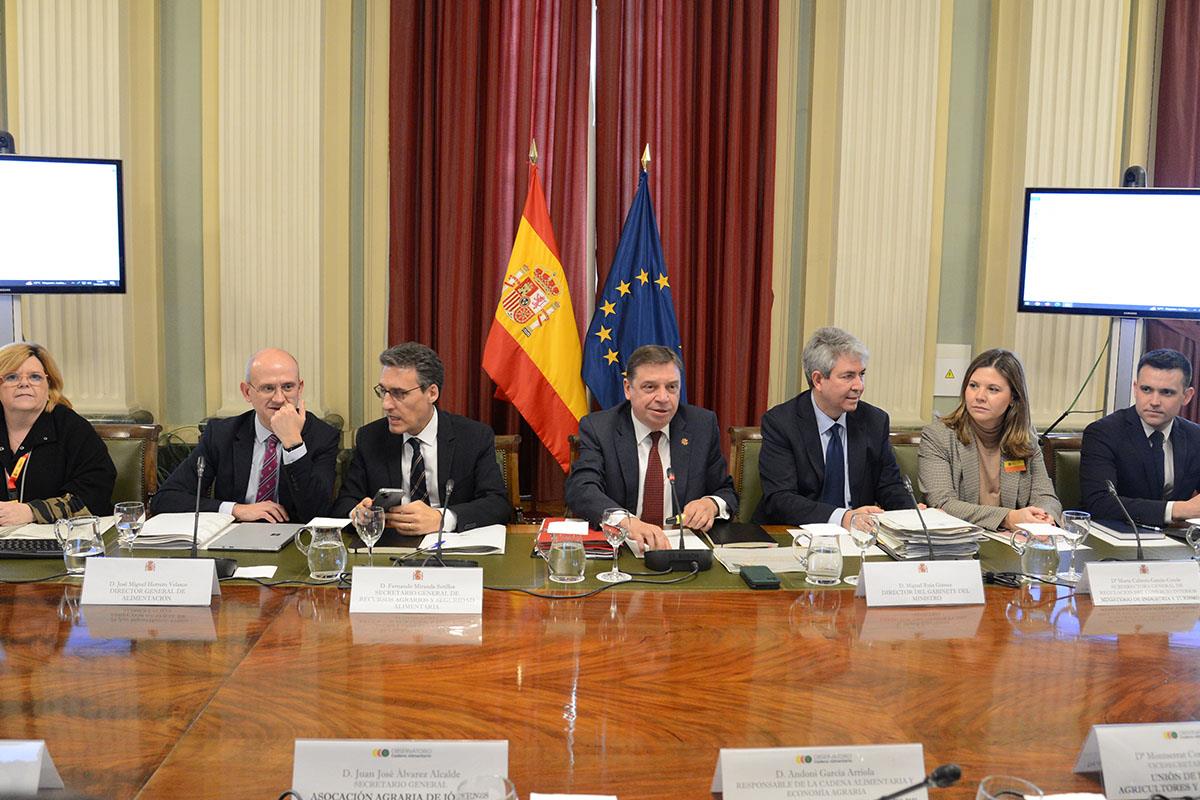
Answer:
[{"left": 703, "top": 521, "right": 776, "bottom": 548}]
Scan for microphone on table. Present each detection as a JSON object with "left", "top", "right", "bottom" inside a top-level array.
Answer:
[
  {"left": 1106, "top": 479, "right": 1145, "bottom": 561},
  {"left": 874, "top": 764, "right": 962, "bottom": 800},
  {"left": 187, "top": 455, "right": 237, "bottom": 579},
  {"left": 421, "top": 479, "right": 476, "bottom": 569},
  {"left": 902, "top": 475, "right": 935, "bottom": 560},
  {"left": 645, "top": 467, "right": 713, "bottom": 573}
]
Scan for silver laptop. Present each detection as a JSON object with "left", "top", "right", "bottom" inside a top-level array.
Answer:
[{"left": 208, "top": 522, "right": 303, "bottom": 552}]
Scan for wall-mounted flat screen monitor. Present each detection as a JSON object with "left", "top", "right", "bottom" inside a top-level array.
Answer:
[
  {"left": 1019, "top": 187, "right": 1200, "bottom": 320},
  {"left": 0, "top": 155, "right": 125, "bottom": 294}
]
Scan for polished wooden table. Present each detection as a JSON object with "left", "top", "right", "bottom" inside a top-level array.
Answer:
[{"left": 1, "top": 534, "right": 1199, "bottom": 798}]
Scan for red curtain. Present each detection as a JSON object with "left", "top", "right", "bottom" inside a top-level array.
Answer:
[
  {"left": 595, "top": 0, "right": 779, "bottom": 449},
  {"left": 389, "top": 0, "right": 591, "bottom": 504},
  {"left": 1146, "top": 0, "right": 1200, "bottom": 421}
]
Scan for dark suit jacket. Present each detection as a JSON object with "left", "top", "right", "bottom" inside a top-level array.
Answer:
[
  {"left": 564, "top": 401, "right": 738, "bottom": 527},
  {"left": 753, "top": 390, "right": 910, "bottom": 525},
  {"left": 332, "top": 410, "right": 511, "bottom": 530},
  {"left": 151, "top": 410, "right": 340, "bottom": 522},
  {"left": 1080, "top": 405, "right": 1200, "bottom": 527}
]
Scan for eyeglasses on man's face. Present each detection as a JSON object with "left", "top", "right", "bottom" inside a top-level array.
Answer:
[
  {"left": 373, "top": 383, "right": 423, "bottom": 402},
  {"left": 247, "top": 382, "right": 299, "bottom": 397}
]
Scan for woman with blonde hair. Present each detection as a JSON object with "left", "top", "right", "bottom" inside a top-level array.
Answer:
[
  {"left": 918, "top": 348, "right": 1060, "bottom": 531},
  {"left": 0, "top": 342, "right": 115, "bottom": 524}
]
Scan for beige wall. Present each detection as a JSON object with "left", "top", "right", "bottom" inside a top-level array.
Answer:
[{"left": 1, "top": 0, "right": 1160, "bottom": 448}]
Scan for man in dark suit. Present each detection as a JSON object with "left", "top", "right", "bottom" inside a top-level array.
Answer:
[
  {"left": 754, "top": 327, "right": 910, "bottom": 527},
  {"left": 565, "top": 345, "right": 738, "bottom": 551},
  {"left": 334, "top": 343, "right": 510, "bottom": 532},
  {"left": 152, "top": 348, "right": 340, "bottom": 522},
  {"left": 1081, "top": 348, "right": 1200, "bottom": 527}
]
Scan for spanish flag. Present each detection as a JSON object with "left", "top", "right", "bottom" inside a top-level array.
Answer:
[{"left": 483, "top": 162, "right": 587, "bottom": 472}]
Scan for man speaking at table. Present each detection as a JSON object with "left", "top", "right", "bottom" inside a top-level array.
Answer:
[
  {"left": 753, "top": 326, "right": 910, "bottom": 527},
  {"left": 565, "top": 345, "right": 738, "bottom": 551},
  {"left": 334, "top": 342, "right": 511, "bottom": 533},
  {"left": 152, "top": 348, "right": 340, "bottom": 522}
]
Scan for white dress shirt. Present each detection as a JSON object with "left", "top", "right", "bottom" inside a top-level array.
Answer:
[
  {"left": 218, "top": 416, "right": 308, "bottom": 515},
  {"left": 811, "top": 394, "right": 851, "bottom": 526},
  {"left": 629, "top": 410, "right": 728, "bottom": 522}
]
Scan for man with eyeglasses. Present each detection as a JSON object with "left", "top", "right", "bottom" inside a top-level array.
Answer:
[
  {"left": 152, "top": 348, "right": 340, "bottom": 522},
  {"left": 333, "top": 342, "right": 510, "bottom": 533}
]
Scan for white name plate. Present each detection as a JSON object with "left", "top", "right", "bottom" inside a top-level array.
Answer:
[
  {"left": 292, "top": 739, "right": 506, "bottom": 797},
  {"left": 711, "top": 743, "right": 926, "bottom": 800},
  {"left": 1082, "top": 561, "right": 1200, "bottom": 606},
  {"left": 1075, "top": 722, "right": 1200, "bottom": 799},
  {"left": 0, "top": 740, "right": 63, "bottom": 794},
  {"left": 854, "top": 561, "right": 984, "bottom": 606},
  {"left": 80, "top": 558, "right": 220, "bottom": 606},
  {"left": 349, "top": 567, "right": 483, "bottom": 614}
]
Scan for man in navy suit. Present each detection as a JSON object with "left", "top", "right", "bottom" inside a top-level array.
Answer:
[
  {"left": 753, "top": 327, "right": 910, "bottom": 527},
  {"left": 1081, "top": 348, "right": 1200, "bottom": 527},
  {"left": 334, "top": 343, "right": 510, "bottom": 532},
  {"left": 152, "top": 348, "right": 340, "bottom": 522},
  {"left": 565, "top": 345, "right": 738, "bottom": 551}
]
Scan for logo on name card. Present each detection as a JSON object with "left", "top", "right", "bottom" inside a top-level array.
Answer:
[
  {"left": 371, "top": 749, "right": 391, "bottom": 757},
  {"left": 918, "top": 563, "right": 929, "bottom": 574},
  {"left": 144, "top": 561, "right": 156, "bottom": 572},
  {"left": 795, "top": 755, "right": 814, "bottom": 764},
  {"left": 413, "top": 570, "right": 424, "bottom": 581},
  {"left": 1139, "top": 564, "right": 1150, "bottom": 575}
]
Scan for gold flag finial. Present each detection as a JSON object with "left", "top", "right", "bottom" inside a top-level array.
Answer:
[
  {"left": 640, "top": 143, "right": 651, "bottom": 172},
  {"left": 529, "top": 139, "right": 538, "bottom": 165}
]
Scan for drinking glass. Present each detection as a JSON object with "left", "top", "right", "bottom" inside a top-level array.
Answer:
[
  {"left": 976, "top": 775, "right": 1043, "bottom": 800},
  {"left": 113, "top": 501, "right": 145, "bottom": 554},
  {"left": 455, "top": 774, "right": 517, "bottom": 800},
  {"left": 845, "top": 512, "right": 878, "bottom": 586},
  {"left": 597, "top": 507, "right": 632, "bottom": 584},
  {"left": 1186, "top": 525, "right": 1200, "bottom": 561},
  {"left": 353, "top": 505, "right": 385, "bottom": 567},
  {"left": 546, "top": 528, "right": 587, "bottom": 584},
  {"left": 1058, "top": 510, "right": 1091, "bottom": 582}
]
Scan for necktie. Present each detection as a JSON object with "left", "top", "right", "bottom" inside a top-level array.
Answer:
[
  {"left": 641, "top": 431, "right": 664, "bottom": 526},
  {"left": 1150, "top": 429, "right": 1167, "bottom": 500},
  {"left": 255, "top": 435, "right": 280, "bottom": 502},
  {"left": 408, "top": 438, "right": 429, "bottom": 505},
  {"left": 820, "top": 423, "right": 845, "bottom": 508}
]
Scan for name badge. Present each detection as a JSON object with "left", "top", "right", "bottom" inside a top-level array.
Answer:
[
  {"left": 854, "top": 560, "right": 984, "bottom": 606},
  {"left": 291, "top": 739, "right": 506, "bottom": 798},
  {"left": 1081, "top": 561, "right": 1200, "bottom": 606},
  {"left": 1075, "top": 722, "right": 1200, "bottom": 799},
  {"left": 80, "top": 558, "right": 220, "bottom": 606},
  {"left": 1002, "top": 459, "right": 1027, "bottom": 473},
  {"left": 0, "top": 740, "right": 63, "bottom": 794},
  {"left": 349, "top": 566, "right": 483, "bottom": 614},
  {"left": 711, "top": 743, "right": 925, "bottom": 799}
]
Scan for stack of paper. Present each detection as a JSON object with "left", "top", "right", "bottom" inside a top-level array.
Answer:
[
  {"left": 136, "top": 513, "right": 235, "bottom": 549},
  {"left": 536, "top": 518, "right": 614, "bottom": 559},
  {"left": 874, "top": 508, "right": 983, "bottom": 560}
]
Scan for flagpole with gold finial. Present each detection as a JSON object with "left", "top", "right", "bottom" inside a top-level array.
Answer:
[
  {"left": 529, "top": 139, "right": 538, "bottom": 166},
  {"left": 641, "top": 143, "right": 650, "bottom": 172}
]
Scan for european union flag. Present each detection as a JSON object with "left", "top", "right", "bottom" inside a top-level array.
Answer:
[{"left": 583, "top": 170, "right": 686, "bottom": 408}]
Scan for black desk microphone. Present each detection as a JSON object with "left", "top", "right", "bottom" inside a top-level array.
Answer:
[
  {"left": 645, "top": 467, "right": 712, "bottom": 572},
  {"left": 1106, "top": 479, "right": 1146, "bottom": 561},
  {"left": 874, "top": 764, "right": 961, "bottom": 800}
]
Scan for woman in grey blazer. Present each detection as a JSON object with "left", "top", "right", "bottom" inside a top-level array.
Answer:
[{"left": 918, "top": 348, "right": 1061, "bottom": 531}]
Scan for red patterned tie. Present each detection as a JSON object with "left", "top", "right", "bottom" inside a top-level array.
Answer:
[
  {"left": 641, "top": 431, "right": 664, "bottom": 526},
  {"left": 256, "top": 435, "right": 280, "bottom": 502}
]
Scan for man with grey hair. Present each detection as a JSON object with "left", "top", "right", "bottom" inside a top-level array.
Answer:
[
  {"left": 753, "top": 327, "right": 909, "bottom": 527},
  {"left": 334, "top": 342, "right": 510, "bottom": 533},
  {"left": 152, "top": 347, "right": 341, "bottom": 521}
]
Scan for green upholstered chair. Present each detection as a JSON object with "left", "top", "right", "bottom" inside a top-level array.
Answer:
[
  {"left": 730, "top": 426, "right": 925, "bottom": 521},
  {"left": 1043, "top": 434, "right": 1084, "bottom": 512},
  {"left": 94, "top": 423, "right": 162, "bottom": 507}
]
